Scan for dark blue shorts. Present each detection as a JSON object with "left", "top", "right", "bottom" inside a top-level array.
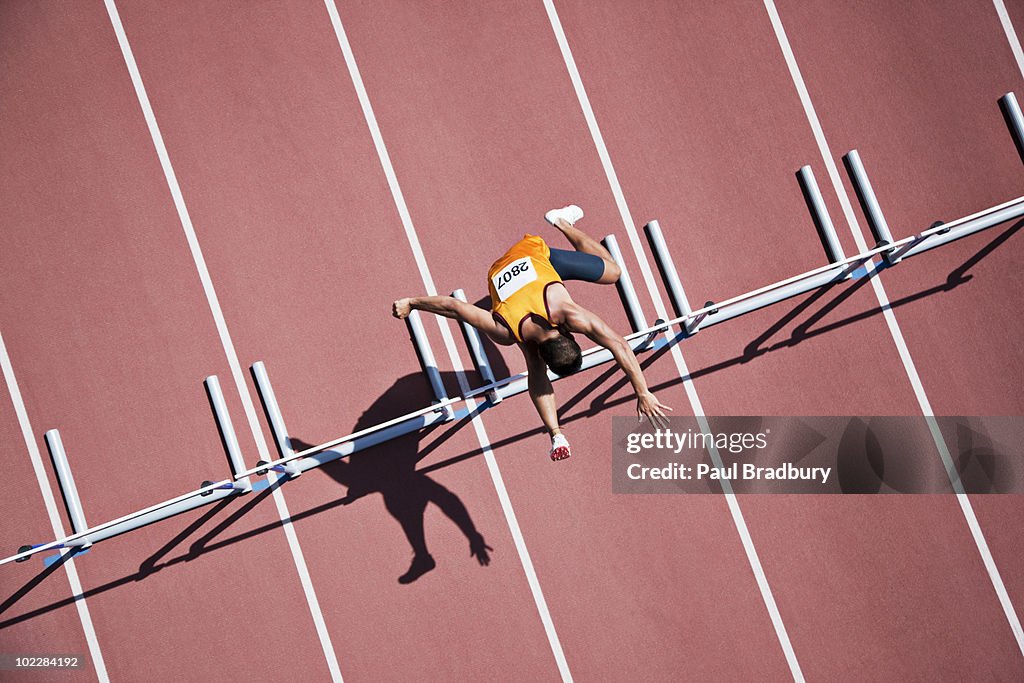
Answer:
[{"left": 548, "top": 248, "right": 606, "bottom": 283}]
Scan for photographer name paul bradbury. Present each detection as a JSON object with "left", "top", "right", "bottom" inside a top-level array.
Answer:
[
  {"left": 620, "top": 426, "right": 831, "bottom": 484},
  {"left": 625, "top": 461, "right": 832, "bottom": 484}
]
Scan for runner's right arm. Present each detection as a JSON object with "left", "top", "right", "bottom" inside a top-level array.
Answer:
[
  {"left": 522, "top": 342, "right": 561, "bottom": 436},
  {"left": 392, "top": 296, "right": 516, "bottom": 346}
]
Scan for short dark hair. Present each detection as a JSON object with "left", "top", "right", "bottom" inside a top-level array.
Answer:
[{"left": 539, "top": 334, "right": 583, "bottom": 377}]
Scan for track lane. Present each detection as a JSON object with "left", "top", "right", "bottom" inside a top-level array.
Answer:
[
  {"left": 775, "top": 0, "right": 1024, "bottom": 661},
  {"left": 554, "top": 0, "right": 1023, "bottom": 677},
  {"left": 336, "top": 0, "right": 795, "bottom": 679},
  {"left": 113, "top": 0, "right": 562, "bottom": 678},
  {"left": 0, "top": 3, "right": 330, "bottom": 680}
]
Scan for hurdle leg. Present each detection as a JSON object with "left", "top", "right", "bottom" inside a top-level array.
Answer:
[
  {"left": 204, "top": 375, "right": 252, "bottom": 492},
  {"left": 999, "top": 92, "right": 1024, "bottom": 166},
  {"left": 843, "top": 149, "right": 899, "bottom": 265},
  {"left": 644, "top": 220, "right": 706, "bottom": 335},
  {"left": 249, "top": 362, "right": 302, "bottom": 478},
  {"left": 406, "top": 310, "right": 455, "bottom": 421},
  {"left": 451, "top": 289, "right": 501, "bottom": 404},
  {"left": 43, "top": 429, "right": 92, "bottom": 548},
  {"left": 797, "top": 165, "right": 848, "bottom": 273},
  {"left": 601, "top": 234, "right": 648, "bottom": 334}
]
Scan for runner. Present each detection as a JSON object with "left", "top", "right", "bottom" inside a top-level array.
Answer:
[{"left": 393, "top": 205, "right": 670, "bottom": 461}]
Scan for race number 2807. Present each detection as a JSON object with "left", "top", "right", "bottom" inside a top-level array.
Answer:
[{"left": 492, "top": 257, "right": 537, "bottom": 301}]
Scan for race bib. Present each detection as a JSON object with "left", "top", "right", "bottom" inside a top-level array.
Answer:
[{"left": 492, "top": 256, "right": 537, "bottom": 301}]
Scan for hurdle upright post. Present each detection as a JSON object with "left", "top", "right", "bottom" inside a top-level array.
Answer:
[
  {"left": 204, "top": 375, "right": 252, "bottom": 493},
  {"left": 406, "top": 310, "right": 455, "bottom": 421},
  {"left": 796, "top": 165, "right": 848, "bottom": 272},
  {"left": 999, "top": 92, "right": 1024, "bottom": 166},
  {"left": 843, "top": 149, "right": 899, "bottom": 264},
  {"left": 601, "top": 234, "right": 647, "bottom": 334},
  {"left": 43, "top": 429, "right": 91, "bottom": 547},
  {"left": 249, "top": 362, "right": 302, "bottom": 478},
  {"left": 644, "top": 220, "right": 705, "bottom": 335},
  {"left": 451, "top": 288, "right": 501, "bottom": 404}
]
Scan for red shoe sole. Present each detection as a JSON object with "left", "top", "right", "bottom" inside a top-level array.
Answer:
[{"left": 550, "top": 446, "right": 571, "bottom": 461}]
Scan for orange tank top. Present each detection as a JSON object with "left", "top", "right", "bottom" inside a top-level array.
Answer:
[{"left": 488, "top": 234, "right": 563, "bottom": 342}]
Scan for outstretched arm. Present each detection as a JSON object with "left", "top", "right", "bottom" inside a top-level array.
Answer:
[
  {"left": 392, "top": 296, "right": 516, "bottom": 346},
  {"left": 563, "top": 305, "right": 671, "bottom": 427}
]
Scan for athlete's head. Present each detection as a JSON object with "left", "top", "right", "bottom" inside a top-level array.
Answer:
[{"left": 539, "top": 331, "right": 582, "bottom": 377}]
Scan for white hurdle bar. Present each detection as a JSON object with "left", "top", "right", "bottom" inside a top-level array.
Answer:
[
  {"left": 890, "top": 195, "right": 1024, "bottom": 261},
  {"left": 406, "top": 310, "right": 455, "bottom": 421},
  {"left": 9, "top": 478, "right": 239, "bottom": 565},
  {"left": 43, "top": 429, "right": 91, "bottom": 547},
  {"left": 999, "top": 92, "right": 1024, "bottom": 165},
  {"left": 204, "top": 375, "right": 252, "bottom": 493},
  {"left": 452, "top": 288, "right": 501, "bottom": 405}
]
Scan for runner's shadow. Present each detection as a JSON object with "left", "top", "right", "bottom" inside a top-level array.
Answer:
[{"left": 293, "top": 329, "right": 511, "bottom": 584}]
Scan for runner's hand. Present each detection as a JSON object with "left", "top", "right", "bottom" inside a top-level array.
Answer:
[
  {"left": 392, "top": 298, "right": 413, "bottom": 319},
  {"left": 636, "top": 391, "right": 672, "bottom": 429}
]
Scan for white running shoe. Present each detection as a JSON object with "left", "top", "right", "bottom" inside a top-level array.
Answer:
[
  {"left": 545, "top": 204, "right": 584, "bottom": 227},
  {"left": 549, "top": 433, "right": 571, "bottom": 462}
]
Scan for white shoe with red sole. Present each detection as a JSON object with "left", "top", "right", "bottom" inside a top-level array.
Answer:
[{"left": 549, "top": 433, "right": 571, "bottom": 461}]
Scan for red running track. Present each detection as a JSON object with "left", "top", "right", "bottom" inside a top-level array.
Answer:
[{"left": 1, "top": 1, "right": 1022, "bottom": 681}]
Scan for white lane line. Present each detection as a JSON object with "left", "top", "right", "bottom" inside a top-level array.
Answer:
[
  {"left": 543, "top": 2, "right": 804, "bottom": 680},
  {"left": 103, "top": 2, "right": 344, "bottom": 680},
  {"left": 0, "top": 331, "right": 109, "bottom": 682},
  {"left": 322, "top": 2, "right": 573, "bottom": 680},
  {"left": 994, "top": 0, "right": 1024, "bottom": 82},
  {"left": 764, "top": 0, "right": 1024, "bottom": 657}
]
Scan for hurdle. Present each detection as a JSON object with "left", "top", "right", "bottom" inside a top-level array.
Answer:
[
  {"left": 6, "top": 92, "right": 1023, "bottom": 569},
  {"left": 9, "top": 377, "right": 251, "bottom": 565}
]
